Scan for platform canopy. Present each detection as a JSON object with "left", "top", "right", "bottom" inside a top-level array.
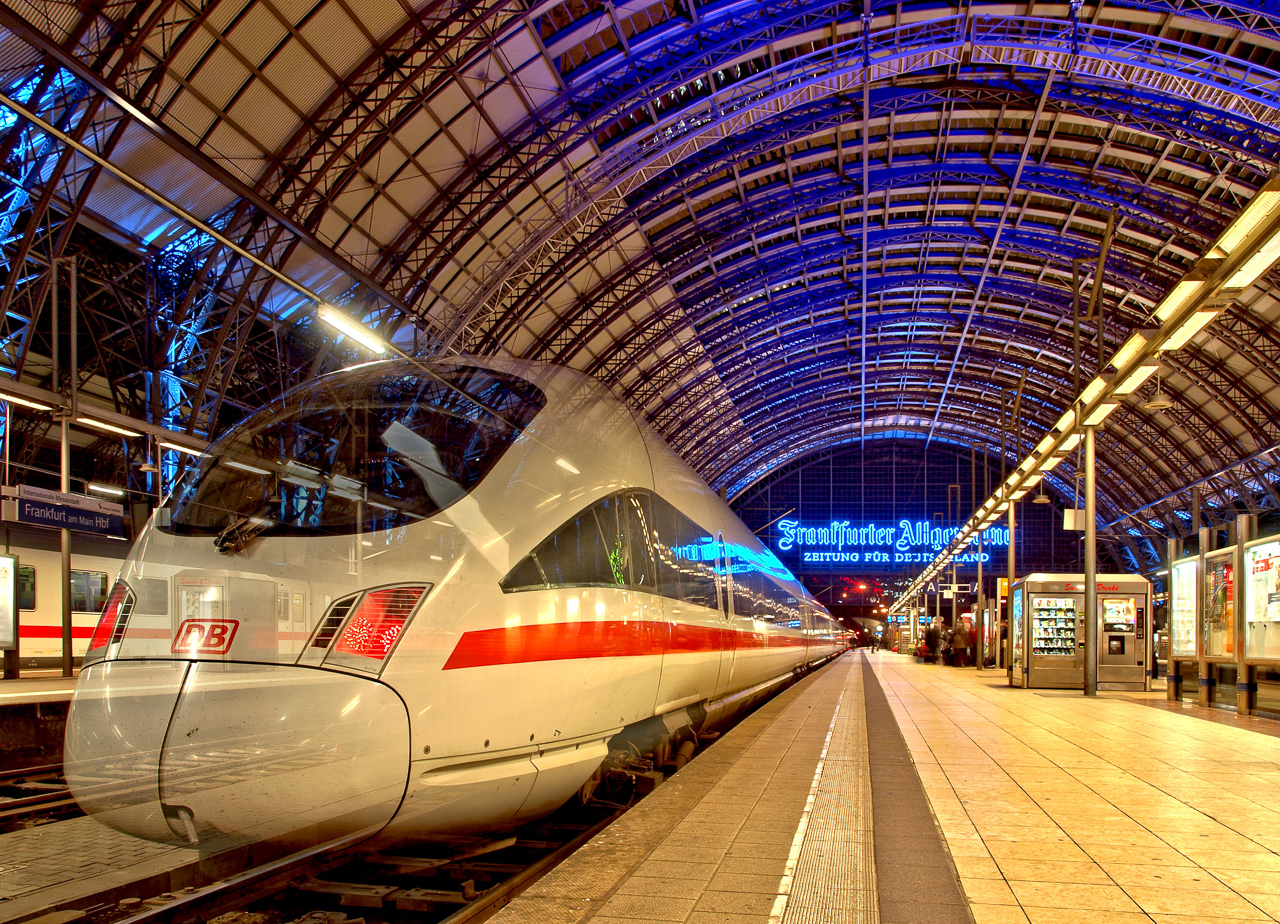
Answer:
[{"left": 1, "top": 0, "right": 1279, "bottom": 571}]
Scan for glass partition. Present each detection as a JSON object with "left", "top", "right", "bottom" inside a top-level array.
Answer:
[
  {"left": 1169, "top": 557, "right": 1197, "bottom": 658},
  {"left": 1244, "top": 537, "right": 1280, "bottom": 659},
  {"left": 1204, "top": 549, "right": 1236, "bottom": 659}
]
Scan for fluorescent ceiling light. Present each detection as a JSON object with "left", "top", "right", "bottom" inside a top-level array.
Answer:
[
  {"left": 1109, "top": 332, "right": 1150, "bottom": 371},
  {"left": 87, "top": 483, "right": 124, "bottom": 496},
  {"left": 1023, "top": 472, "right": 1044, "bottom": 487},
  {"left": 225, "top": 459, "right": 271, "bottom": 475},
  {"left": 1011, "top": 488, "right": 1030, "bottom": 501},
  {"left": 0, "top": 391, "right": 51, "bottom": 411},
  {"left": 1160, "top": 310, "right": 1218, "bottom": 350},
  {"left": 1054, "top": 408, "right": 1076, "bottom": 431},
  {"left": 1114, "top": 363, "right": 1160, "bottom": 396},
  {"left": 318, "top": 304, "right": 387, "bottom": 354},
  {"left": 78, "top": 416, "right": 140, "bottom": 438},
  {"left": 1034, "top": 435, "right": 1054, "bottom": 455},
  {"left": 1080, "top": 377, "right": 1107, "bottom": 405},
  {"left": 1153, "top": 280, "right": 1203, "bottom": 322},
  {"left": 1083, "top": 402, "right": 1120, "bottom": 426},
  {"left": 1041, "top": 453, "right": 1065, "bottom": 471},
  {"left": 158, "top": 440, "right": 202, "bottom": 456},
  {"left": 1226, "top": 231, "right": 1280, "bottom": 290},
  {"left": 1214, "top": 190, "right": 1280, "bottom": 256},
  {"left": 1060, "top": 432, "right": 1083, "bottom": 452}
]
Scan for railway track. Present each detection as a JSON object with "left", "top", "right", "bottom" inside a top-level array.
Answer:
[
  {"left": 0, "top": 763, "right": 82, "bottom": 831},
  {"left": 22, "top": 728, "right": 726, "bottom": 924},
  {"left": 64, "top": 797, "right": 626, "bottom": 924}
]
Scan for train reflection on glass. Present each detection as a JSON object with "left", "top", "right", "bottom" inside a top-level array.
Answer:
[{"left": 65, "top": 359, "right": 847, "bottom": 851}]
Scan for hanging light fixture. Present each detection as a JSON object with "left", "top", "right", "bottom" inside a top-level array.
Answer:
[{"left": 1143, "top": 374, "right": 1174, "bottom": 411}]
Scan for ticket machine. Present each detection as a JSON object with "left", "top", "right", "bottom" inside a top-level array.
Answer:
[{"left": 1010, "top": 573, "right": 1152, "bottom": 691}]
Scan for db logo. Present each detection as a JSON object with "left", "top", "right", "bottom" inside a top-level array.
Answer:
[{"left": 172, "top": 619, "right": 240, "bottom": 654}]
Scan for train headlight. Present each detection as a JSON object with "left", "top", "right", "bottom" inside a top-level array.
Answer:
[{"left": 85, "top": 580, "right": 135, "bottom": 664}]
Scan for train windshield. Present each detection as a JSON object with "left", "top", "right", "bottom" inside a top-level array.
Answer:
[{"left": 160, "top": 363, "right": 545, "bottom": 541}]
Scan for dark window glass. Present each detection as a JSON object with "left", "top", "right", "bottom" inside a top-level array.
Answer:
[
  {"left": 761, "top": 580, "right": 800, "bottom": 625},
  {"left": 160, "top": 362, "right": 545, "bottom": 541},
  {"left": 502, "top": 492, "right": 645, "bottom": 592},
  {"left": 626, "top": 492, "right": 658, "bottom": 590},
  {"left": 732, "top": 566, "right": 757, "bottom": 619},
  {"left": 503, "top": 490, "right": 712, "bottom": 602},
  {"left": 17, "top": 565, "right": 33, "bottom": 610},
  {"left": 70, "top": 571, "right": 109, "bottom": 613},
  {"left": 651, "top": 494, "right": 717, "bottom": 609}
]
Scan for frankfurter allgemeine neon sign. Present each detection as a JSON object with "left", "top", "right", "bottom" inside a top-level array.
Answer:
[{"left": 776, "top": 519, "right": 1009, "bottom": 565}]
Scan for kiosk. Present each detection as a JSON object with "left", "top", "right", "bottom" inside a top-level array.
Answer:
[{"left": 1010, "top": 573, "right": 1153, "bottom": 690}]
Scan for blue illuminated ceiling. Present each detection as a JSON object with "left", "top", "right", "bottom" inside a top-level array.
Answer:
[{"left": 1, "top": 0, "right": 1280, "bottom": 569}]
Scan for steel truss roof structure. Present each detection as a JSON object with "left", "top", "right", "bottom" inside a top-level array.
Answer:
[{"left": 0, "top": 0, "right": 1279, "bottom": 570}]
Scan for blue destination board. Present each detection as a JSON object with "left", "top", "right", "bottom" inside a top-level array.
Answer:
[{"left": 16, "top": 499, "right": 125, "bottom": 538}]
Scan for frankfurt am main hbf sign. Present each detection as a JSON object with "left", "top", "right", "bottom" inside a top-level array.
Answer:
[{"left": 776, "top": 519, "right": 1009, "bottom": 565}]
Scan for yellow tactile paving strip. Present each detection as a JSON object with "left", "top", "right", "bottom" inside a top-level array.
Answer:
[{"left": 868, "top": 652, "right": 1280, "bottom": 924}]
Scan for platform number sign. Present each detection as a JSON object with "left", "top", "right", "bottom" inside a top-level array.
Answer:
[{"left": 0, "top": 554, "right": 17, "bottom": 651}]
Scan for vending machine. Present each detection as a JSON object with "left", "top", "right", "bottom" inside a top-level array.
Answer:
[{"left": 1010, "top": 573, "right": 1153, "bottom": 690}]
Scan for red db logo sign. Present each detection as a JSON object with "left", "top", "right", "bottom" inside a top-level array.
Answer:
[{"left": 172, "top": 619, "right": 239, "bottom": 654}]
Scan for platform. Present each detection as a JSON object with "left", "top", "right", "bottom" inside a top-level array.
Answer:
[
  {"left": 489, "top": 650, "right": 970, "bottom": 924},
  {"left": 0, "top": 676, "right": 76, "bottom": 705},
  {"left": 493, "top": 651, "right": 1280, "bottom": 924}
]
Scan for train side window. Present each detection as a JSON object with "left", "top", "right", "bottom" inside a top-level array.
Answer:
[
  {"left": 501, "top": 492, "right": 638, "bottom": 592},
  {"left": 71, "top": 571, "right": 109, "bottom": 613},
  {"left": 759, "top": 579, "right": 800, "bottom": 625},
  {"left": 17, "top": 565, "right": 34, "bottom": 610},
  {"left": 731, "top": 560, "right": 756, "bottom": 619},
  {"left": 650, "top": 495, "right": 717, "bottom": 609},
  {"left": 625, "top": 492, "right": 658, "bottom": 590}
]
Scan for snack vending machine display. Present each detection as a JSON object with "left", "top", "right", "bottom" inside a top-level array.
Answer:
[{"left": 1011, "top": 573, "right": 1153, "bottom": 690}]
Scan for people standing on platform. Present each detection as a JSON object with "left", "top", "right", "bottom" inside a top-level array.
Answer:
[
  {"left": 952, "top": 623, "right": 971, "bottom": 668},
  {"left": 923, "top": 624, "right": 940, "bottom": 664}
]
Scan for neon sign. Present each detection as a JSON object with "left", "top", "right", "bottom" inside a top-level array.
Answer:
[{"left": 776, "top": 519, "right": 1009, "bottom": 565}]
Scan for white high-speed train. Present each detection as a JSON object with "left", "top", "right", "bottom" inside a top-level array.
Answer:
[{"left": 65, "top": 359, "right": 846, "bottom": 850}]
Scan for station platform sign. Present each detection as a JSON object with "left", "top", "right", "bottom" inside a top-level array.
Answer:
[{"left": 1, "top": 485, "right": 126, "bottom": 538}]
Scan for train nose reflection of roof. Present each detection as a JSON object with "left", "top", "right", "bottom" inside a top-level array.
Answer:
[{"left": 66, "top": 660, "right": 411, "bottom": 849}]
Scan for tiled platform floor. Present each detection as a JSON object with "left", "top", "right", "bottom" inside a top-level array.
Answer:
[
  {"left": 869, "top": 652, "right": 1280, "bottom": 924},
  {"left": 490, "top": 653, "right": 883, "bottom": 924}
]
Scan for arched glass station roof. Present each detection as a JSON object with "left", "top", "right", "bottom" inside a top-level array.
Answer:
[{"left": 1, "top": 0, "right": 1280, "bottom": 575}]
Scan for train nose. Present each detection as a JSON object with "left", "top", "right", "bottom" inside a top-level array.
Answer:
[{"left": 65, "top": 659, "right": 410, "bottom": 849}]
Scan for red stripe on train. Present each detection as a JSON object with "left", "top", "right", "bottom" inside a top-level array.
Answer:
[
  {"left": 442, "top": 620, "right": 808, "bottom": 670},
  {"left": 19, "top": 625, "right": 95, "bottom": 639}
]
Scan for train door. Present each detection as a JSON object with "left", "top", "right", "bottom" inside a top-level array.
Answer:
[
  {"left": 277, "top": 585, "right": 309, "bottom": 656},
  {"left": 713, "top": 534, "right": 736, "bottom": 699}
]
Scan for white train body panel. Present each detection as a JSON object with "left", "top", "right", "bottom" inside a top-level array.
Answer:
[{"left": 65, "top": 359, "right": 846, "bottom": 849}]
